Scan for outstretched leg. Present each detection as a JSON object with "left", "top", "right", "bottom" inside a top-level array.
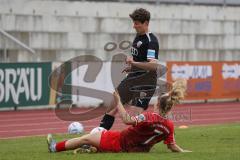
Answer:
[
  {"left": 47, "top": 132, "right": 102, "bottom": 153},
  {"left": 99, "top": 108, "right": 118, "bottom": 130},
  {"left": 100, "top": 84, "right": 132, "bottom": 130},
  {"left": 99, "top": 92, "right": 119, "bottom": 130}
]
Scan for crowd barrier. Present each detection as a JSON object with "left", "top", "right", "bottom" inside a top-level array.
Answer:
[
  {"left": 0, "top": 61, "right": 239, "bottom": 108},
  {"left": 167, "top": 61, "right": 240, "bottom": 100}
]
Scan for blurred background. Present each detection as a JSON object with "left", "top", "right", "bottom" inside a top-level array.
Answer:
[
  {"left": 1, "top": 0, "right": 240, "bottom": 62},
  {"left": 0, "top": 0, "right": 239, "bottom": 109}
]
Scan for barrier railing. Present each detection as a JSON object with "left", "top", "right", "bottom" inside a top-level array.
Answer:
[{"left": 0, "top": 27, "right": 35, "bottom": 55}]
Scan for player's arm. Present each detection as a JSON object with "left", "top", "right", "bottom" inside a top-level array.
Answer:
[
  {"left": 165, "top": 123, "right": 192, "bottom": 153},
  {"left": 126, "top": 57, "right": 159, "bottom": 71},
  {"left": 113, "top": 91, "right": 137, "bottom": 125},
  {"left": 127, "top": 40, "right": 159, "bottom": 71},
  {"left": 167, "top": 144, "right": 192, "bottom": 153},
  {"left": 153, "top": 96, "right": 160, "bottom": 114}
]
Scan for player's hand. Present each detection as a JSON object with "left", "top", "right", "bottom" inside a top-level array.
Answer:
[
  {"left": 126, "top": 56, "right": 134, "bottom": 64},
  {"left": 122, "top": 65, "right": 131, "bottom": 73}
]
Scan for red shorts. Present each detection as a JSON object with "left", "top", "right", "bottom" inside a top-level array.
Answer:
[{"left": 99, "top": 130, "right": 122, "bottom": 152}]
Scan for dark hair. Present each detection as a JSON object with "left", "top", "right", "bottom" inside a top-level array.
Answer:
[
  {"left": 129, "top": 8, "right": 150, "bottom": 23},
  {"left": 159, "top": 79, "right": 187, "bottom": 115}
]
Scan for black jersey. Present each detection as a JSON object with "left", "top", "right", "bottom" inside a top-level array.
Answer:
[
  {"left": 117, "top": 32, "right": 159, "bottom": 108},
  {"left": 130, "top": 32, "right": 159, "bottom": 73}
]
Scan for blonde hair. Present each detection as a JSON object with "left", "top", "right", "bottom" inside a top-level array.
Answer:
[{"left": 159, "top": 79, "right": 187, "bottom": 115}]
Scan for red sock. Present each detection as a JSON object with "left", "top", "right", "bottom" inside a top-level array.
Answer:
[{"left": 55, "top": 140, "right": 67, "bottom": 152}]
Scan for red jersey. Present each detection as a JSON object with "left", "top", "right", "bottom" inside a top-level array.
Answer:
[{"left": 119, "top": 112, "right": 175, "bottom": 152}]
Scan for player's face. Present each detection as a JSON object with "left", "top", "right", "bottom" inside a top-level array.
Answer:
[{"left": 133, "top": 21, "right": 148, "bottom": 35}]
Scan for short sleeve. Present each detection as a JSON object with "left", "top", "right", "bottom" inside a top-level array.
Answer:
[
  {"left": 134, "top": 111, "right": 155, "bottom": 126},
  {"left": 134, "top": 113, "right": 146, "bottom": 125},
  {"left": 147, "top": 41, "right": 158, "bottom": 60}
]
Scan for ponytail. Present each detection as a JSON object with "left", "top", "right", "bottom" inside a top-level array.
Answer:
[{"left": 160, "top": 79, "right": 187, "bottom": 115}]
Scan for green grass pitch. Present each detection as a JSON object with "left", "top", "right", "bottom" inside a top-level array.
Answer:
[{"left": 0, "top": 123, "right": 239, "bottom": 160}]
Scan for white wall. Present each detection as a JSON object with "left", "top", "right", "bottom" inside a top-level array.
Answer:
[{"left": 0, "top": 0, "right": 240, "bottom": 62}]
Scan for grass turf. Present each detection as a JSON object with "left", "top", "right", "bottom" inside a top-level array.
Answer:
[{"left": 0, "top": 123, "right": 239, "bottom": 160}]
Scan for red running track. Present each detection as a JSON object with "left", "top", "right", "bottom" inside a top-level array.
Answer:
[{"left": 0, "top": 102, "right": 239, "bottom": 139}]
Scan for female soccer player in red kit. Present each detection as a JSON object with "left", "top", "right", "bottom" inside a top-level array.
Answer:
[{"left": 47, "top": 79, "right": 191, "bottom": 153}]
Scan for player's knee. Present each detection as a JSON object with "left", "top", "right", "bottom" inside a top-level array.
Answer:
[
  {"left": 79, "top": 134, "right": 90, "bottom": 143},
  {"left": 82, "top": 137, "right": 91, "bottom": 144}
]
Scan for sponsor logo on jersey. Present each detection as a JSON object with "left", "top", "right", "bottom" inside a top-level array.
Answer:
[
  {"left": 131, "top": 47, "right": 138, "bottom": 56},
  {"left": 136, "top": 114, "right": 146, "bottom": 122},
  {"left": 137, "top": 41, "right": 143, "bottom": 48}
]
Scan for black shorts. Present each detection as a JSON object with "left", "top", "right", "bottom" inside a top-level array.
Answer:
[{"left": 117, "top": 71, "right": 157, "bottom": 110}]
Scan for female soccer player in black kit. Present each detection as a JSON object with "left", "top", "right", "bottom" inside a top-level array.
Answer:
[{"left": 99, "top": 8, "right": 160, "bottom": 130}]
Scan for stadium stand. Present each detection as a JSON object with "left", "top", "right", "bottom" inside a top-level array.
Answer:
[
  {"left": 1, "top": 0, "right": 240, "bottom": 63},
  {"left": 51, "top": 0, "right": 240, "bottom": 6}
]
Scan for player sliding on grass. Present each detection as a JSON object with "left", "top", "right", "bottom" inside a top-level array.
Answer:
[{"left": 47, "top": 79, "right": 191, "bottom": 153}]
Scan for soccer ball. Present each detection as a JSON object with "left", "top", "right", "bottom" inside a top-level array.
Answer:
[
  {"left": 68, "top": 122, "right": 84, "bottom": 134},
  {"left": 90, "top": 127, "right": 106, "bottom": 134}
]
